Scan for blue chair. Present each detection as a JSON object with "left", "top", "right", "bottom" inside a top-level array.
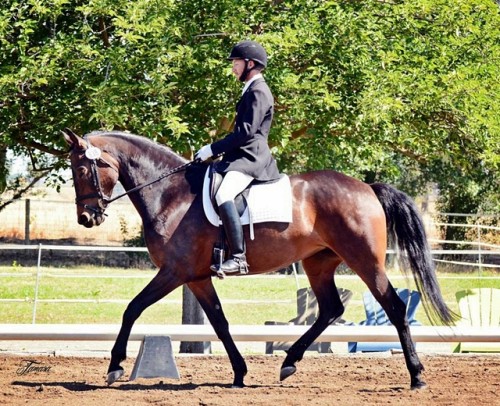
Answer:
[{"left": 348, "top": 288, "right": 421, "bottom": 352}]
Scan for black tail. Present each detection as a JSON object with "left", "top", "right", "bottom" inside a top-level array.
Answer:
[{"left": 370, "top": 183, "right": 456, "bottom": 325}]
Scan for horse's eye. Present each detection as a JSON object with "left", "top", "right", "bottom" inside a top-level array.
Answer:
[{"left": 77, "top": 166, "right": 88, "bottom": 179}]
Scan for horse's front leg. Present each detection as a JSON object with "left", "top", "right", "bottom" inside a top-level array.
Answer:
[
  {"left": 107, "top": 269, "right": 182, "bottom": 385},
  {"left": 188, "top": 279, "right": 248, "bottom": 388}
]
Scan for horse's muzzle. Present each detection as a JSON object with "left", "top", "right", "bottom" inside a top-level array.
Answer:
[{"left": 78, "top": 211, "right": 105, "bottom": 228}]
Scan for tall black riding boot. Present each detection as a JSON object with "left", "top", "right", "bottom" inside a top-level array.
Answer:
[{"left": 212, "top": 200, "right": 249, "bottom": 274}]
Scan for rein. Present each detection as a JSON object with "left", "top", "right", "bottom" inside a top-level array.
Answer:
[
  {"left": 105, "top": 159, "right": 196, "bottom": 204},
  {"left": 75, "top": 135, "right": 198, "bottom": 215}
]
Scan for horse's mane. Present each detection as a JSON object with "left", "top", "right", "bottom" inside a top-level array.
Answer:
[
  {"left": 87, "top": 131, "right": 181, "bottom": 159},
  {"left": 87, "top": 130, "right": 205, "bottom": 193}
]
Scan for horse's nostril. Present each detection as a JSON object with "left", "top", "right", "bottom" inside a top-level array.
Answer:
[{"left": 78, "top": 212, "right": 92, "bottom": 226}]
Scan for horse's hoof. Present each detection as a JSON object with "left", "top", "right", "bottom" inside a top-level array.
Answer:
[
  {"left": 411, "top": 380, "right": 427, "bottom": 390},
  {"left": 280, "top": 366, "right": 297, "bottom": 381},
  {"left": 106, "top": 368, "right": 124, "bottom": 385},
  {"left": 231, "top": 383, "right": 245, "bottom": 389}
]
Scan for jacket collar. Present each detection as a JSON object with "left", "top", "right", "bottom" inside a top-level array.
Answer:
[{"left": 242, "top": 73, "right": 263, "bottom": 95}]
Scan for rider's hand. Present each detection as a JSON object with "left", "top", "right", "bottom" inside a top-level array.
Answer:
[{"left": 195, "top": 144, "right": 213, "bottom": 161}]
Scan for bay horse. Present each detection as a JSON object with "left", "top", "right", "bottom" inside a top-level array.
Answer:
[{"left": 62, "top": 129, "right": 454, "bottom": 390}]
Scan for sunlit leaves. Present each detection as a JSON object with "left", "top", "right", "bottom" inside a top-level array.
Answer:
[{"left": 0, "top": 0, "right": 498, "bottom": 213}]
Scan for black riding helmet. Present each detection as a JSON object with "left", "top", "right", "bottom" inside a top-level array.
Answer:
[
  {"left": 228, "top": 40, "right": 268, "bottom": 68},
  {"left": 228, "top": 41, "right": 267, "bottom": 82}
]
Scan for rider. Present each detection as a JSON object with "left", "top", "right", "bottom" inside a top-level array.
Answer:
[{"left": 195, "top": 40, "right": 280, "bottom": 274}]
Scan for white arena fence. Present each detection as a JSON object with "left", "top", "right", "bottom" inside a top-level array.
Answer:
[
  {"left": 0, "top": 243, "right": 499, "bottom": 324},
  {"left": 0, "top": 243, "right": 499, "bottom": 346},
  {"left": 0, "top": 323, "right": 499, "bottom": 345}
]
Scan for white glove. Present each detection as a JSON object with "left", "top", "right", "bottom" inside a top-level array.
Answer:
[{"left": 195, "top": 144, "right": 213, "bottom": 161}]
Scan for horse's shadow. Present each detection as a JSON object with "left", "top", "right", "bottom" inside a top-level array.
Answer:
[{"left": 12, "top": 380, "right": 270, "bottom": 392}]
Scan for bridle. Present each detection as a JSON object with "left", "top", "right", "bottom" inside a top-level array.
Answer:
[
  {"left": 73, "top": 136, "right": 117, "bottom": 217},
  {"left": 73, "top": 136, "right": 197, "bottom": 217}
]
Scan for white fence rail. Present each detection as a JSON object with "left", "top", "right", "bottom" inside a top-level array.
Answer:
[{"left": 1, "top": 324, "right": 499, "bottom": 344}]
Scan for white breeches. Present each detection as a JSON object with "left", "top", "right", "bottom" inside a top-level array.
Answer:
[{"left": 215, "top": 171, "right": 254, "bottom": 206}]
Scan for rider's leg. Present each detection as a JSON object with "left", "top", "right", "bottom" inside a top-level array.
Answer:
[{"left": 212, "top": 171, "right": 253, "bottom": 274}]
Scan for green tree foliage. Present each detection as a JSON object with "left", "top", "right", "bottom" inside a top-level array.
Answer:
[{"left": 1, "top": 0, "right": 498, "bottom": 213}]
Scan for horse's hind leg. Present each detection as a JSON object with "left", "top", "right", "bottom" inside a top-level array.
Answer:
[
  {"left": 357, "top": 269, "right": 426, "bottom": 389},
  {"left": 188, "top": 278, "right": 247, "bottom": 387},
  {"left": 281, "top": 250, "right": 343, "bottom": 380}
]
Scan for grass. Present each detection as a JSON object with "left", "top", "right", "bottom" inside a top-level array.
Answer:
[{"left": 0, "top": 265, "right": 499, "bottom": 326}]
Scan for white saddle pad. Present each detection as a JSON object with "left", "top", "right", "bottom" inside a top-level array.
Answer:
[{"left": 202, "top": 168, "right": 293, "bottom": 230}]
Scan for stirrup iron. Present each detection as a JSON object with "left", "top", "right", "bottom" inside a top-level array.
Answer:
[{"left": 211, "top": 257, "right": 249, "bottom": 277}]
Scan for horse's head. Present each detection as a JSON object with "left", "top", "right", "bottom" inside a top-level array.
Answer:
[{"left": 62, "top": 128, "right": 119, "bottom": 228}]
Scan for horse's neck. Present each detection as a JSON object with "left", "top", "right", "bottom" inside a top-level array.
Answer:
[{"left": 117, "top": 152, "right": 187, "bottom": 223}]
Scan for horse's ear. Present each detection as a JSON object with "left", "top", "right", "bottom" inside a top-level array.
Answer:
[{"left": 62, "top": 128, "right": 86, "bottom": 150}]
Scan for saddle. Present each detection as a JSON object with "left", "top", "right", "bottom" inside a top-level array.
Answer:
[
  {"left": 202, "top": 165, "right": 293, "bottom": 236},
  {"left": 202, "top": 164, "right": 293, "bottom": 276}
]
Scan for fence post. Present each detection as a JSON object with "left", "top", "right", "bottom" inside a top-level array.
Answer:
[
  {"left": 24, "top": 199, "right": 30, "bottom": 244},
  {"left": 180, "top": 286, "right": 211, "bottom": 353},
  {"left": 477, "top": 222, "right": 483, "bottom": 276},
  {"left": 32, "top": 243, "right": 42, "bottom": 324}
]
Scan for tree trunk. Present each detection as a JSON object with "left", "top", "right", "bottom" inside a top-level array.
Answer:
[{"left": 0, "top": 146, "right": 7, "bottom": 194}]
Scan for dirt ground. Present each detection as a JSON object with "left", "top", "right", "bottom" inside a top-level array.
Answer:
[{"left": 1, "top": 353, "right": 499, "bottom": 406}]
